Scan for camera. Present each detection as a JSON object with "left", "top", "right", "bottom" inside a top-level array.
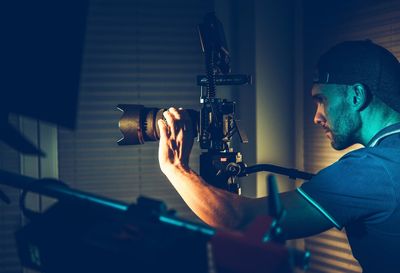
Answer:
[
  {"left": 117, "top": 104, "right": 199, "bottom": 145},
  {"left": 116, "top": 13, "right": 251, "bottom": 193}
]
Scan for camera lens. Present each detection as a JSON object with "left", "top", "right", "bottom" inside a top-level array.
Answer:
[
  {"left": 117, "top": 104, "right": 198, "bottom": 145},
  {"left": 117, "top": 104, "right": 163, "bottom": 145}
]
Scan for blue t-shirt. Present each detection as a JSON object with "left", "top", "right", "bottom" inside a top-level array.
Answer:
[{"left": 298, "top": 123, "right": 400, "bottom": 273}]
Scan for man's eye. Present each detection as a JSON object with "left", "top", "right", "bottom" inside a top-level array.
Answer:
[
  {"left": 314, "top": 98, "right": 323, "bottom": 104},
  {"left": 313, "top": 96, "right": 325, "bottom": 104}
]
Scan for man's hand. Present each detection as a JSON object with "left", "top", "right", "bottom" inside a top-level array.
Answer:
[{"left": 158, "top": 107, "right": 194, "bottom": 173}]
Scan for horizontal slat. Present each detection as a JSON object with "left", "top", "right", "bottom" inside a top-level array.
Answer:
[{"left": 58, "top": 0, "right": 211, "bottom": 227}]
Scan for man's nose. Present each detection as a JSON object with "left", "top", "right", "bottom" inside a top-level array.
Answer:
[{"left": 313, "top": 109, "right": 326, "bottom": 125}]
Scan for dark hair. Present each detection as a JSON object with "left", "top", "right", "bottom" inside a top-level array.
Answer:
[{"left": 314, "top": 40, "right": 400, "bottom": 112}]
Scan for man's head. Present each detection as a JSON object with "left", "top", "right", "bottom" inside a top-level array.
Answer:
[
  {"left": 312, "top": 40, "right": 400, "bottom": 150},
  {"left": 312, "top": 83, "right": 366, "bottom": 150}
]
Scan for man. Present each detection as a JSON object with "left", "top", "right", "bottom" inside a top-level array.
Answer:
[{"left": 157, "top": 40, "right": 400, "bottom": 273}]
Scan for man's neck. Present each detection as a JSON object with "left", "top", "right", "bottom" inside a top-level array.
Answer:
[{"left": 359, "top": 111, "right": 400, "bottom": 146}]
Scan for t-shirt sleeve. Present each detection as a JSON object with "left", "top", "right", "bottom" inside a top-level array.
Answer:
[{"left": 298, "top": 149, "right": 395, "bottom": 229}]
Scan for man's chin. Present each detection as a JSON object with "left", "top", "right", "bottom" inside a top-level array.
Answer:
[
  {"left": 331, "top": 142, "right": 346, "bottom": 150},
  {"left": 330, "top": 138, "right": 352, "bottom": 151}
]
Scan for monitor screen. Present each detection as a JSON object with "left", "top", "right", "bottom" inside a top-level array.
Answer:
[{"left": 0, "top": 1, "right": 89, "bottom": 129}]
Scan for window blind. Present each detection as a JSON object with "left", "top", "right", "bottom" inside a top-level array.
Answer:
[
  {"left": 302, "top": 1, "right": 400, "bottom": 272},
  {"left": 58, "top": 0, "right": 213, "bottom": 221}
]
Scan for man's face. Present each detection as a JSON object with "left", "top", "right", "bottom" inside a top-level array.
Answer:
[{"left": 312, "top": 84, "right": 360, "bottom": 150}]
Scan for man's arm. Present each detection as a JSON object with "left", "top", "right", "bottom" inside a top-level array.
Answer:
[{"left": 158, "top": 108, "right": 334, "bottom": 239}]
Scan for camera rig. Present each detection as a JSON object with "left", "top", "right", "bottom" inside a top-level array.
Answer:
[
  {"left": 196, "top": 13, "right": 250, "bottom": 193},
  {"left": 117, "top": 13, "right": 314, "bottom": 193}
]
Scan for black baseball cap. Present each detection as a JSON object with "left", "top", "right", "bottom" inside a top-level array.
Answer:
[{"left": 314, "top": 40, "right": 400, "bottom": 112}]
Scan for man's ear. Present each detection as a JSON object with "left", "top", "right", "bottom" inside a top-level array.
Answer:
[{"left": 350, "top": 83, "right": 369, "bottom": 111}]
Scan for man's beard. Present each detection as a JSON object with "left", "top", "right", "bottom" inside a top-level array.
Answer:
[
  {"left": 330, "top": 131, "right": 354, "bottom": 150},
  {"left": 329, "top": 113, "right": 360, "bottom": 150}
]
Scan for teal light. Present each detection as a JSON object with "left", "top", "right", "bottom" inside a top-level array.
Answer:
[
  {"left": 159, "top": 215, "right": 215, "bottom": 236},
  {"left": 296, "top": 188, "right": 341, "bottom": 229},
  {"left": 61, "top": 189, "right": 129, "bottom": 211},
  {"left": 29, "top": 244, "right": 41, "bottom": 267}
]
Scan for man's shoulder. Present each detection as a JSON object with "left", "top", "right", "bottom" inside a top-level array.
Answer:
[
  {"left": 317, "top": 147, "right": 387, "bottom": 180},
  {"left": 334, "top": 147, "right": 374, "bottom": 167},
  {"left": 339, "top": 144, "right": 400, "bottom": 167},
  {"left": 314, "top": 145, "right": 400, "bottom": 194}
]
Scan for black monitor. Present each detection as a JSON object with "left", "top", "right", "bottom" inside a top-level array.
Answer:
[{"left": 0, "top": 1, "right": 89, "bottom": 154}]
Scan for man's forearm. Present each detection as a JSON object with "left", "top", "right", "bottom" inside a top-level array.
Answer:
[{"left": 162, "top": 165, "right": 253, "bottom": 230}]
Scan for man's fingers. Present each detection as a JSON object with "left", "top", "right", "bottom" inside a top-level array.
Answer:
[
  {"left": 163, "top": 107, "right": 193, "bottom": 137},
  {"left": 157, "top": 119, "right": 169, "bottom": 140},
  {"left": 163, "top": 110, "right": 176, "bottom": 138},
  {"left": 168, "top": 107, "right": 181, "bottom": 120},
  {"left": 172, "top": 107, "right": 193, "bottom": 132}
]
